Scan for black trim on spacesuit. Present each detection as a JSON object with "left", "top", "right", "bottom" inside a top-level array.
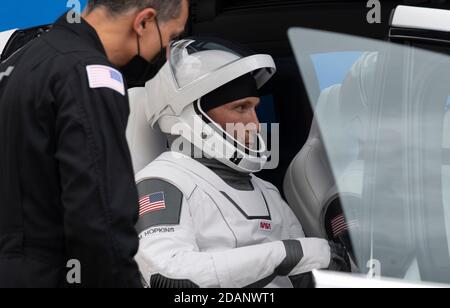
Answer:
[
  {"left": 195, "top": 157, "right": 254, "bottom": 191},
  {"left": 278, "top": 240, "right": 304, "bottom": 275},
  {"left": 245, "top": 240, "right": 304, "bottom": 288},
  {"left": 136, "top": 179, "right": 184, "bottom": 234},
  {"left": 244, "top": 273, "right": 278, "bottom": 288},
  {"left": 220, "top": 191, "right": 272, "bottom": 220},
  {"left": 289, "top": 273, "right": 314, "bottom": 288},
  {"left": 150, "top": 274, "right": 200, "bottom": 288}
]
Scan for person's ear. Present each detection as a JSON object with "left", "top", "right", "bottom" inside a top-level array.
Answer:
[{"left": 133, "top": 8, "right": 157, "bottom": 36}]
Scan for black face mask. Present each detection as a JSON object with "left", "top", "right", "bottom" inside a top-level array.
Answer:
[{"left": 121, "top": 17, "right": 165, "bottom": 88}]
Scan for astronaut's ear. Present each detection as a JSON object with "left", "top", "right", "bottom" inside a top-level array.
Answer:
[
  {"left": 135, "top": 179, "right": 183, "bottom": 234},
  {"left": 133, "top": 8, "right": 157, "bottom": 35}
]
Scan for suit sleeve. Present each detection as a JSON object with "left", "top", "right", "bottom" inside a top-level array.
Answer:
[
  {"left": 135, "top": 179, "right": 331, "bottom": 288},
  {"left": 258, "top": 179, "right": 330, "bottom": 281},
  {"left": 53, "top": 60, "right": 141, "bottom": 288}
]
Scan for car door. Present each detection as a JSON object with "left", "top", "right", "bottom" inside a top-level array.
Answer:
[{"left": 289, "top": 26, "right": 450, "bottom": 286}]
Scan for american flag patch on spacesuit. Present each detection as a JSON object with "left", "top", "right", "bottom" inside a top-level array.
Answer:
[
  {"left": 331, "top": 214, "right": 360, "bottom": 238},
  {"left": 139, "top": 192, "right": 166, "bottom": 217}
]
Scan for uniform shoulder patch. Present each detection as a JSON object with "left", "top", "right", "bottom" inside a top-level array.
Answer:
[
  {"left": 136, "top": 179, "right": 184, "bottom": 234},
  {"left": 86, "top": 64, "right": 125, "bottom": 96}
]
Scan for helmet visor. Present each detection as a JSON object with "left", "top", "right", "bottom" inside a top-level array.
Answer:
[{"left": 169, "top": 38, "right": 251, "bottom": 90}]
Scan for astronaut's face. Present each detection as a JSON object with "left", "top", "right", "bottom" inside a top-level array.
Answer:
[{"left": 206, "top": 97, "right": 261, "bottom": 149}]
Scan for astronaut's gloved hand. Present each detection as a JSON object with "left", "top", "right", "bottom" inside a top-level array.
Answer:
[
  {"left": 286, "top": 238, "right": 332, "bottom": 276},
  {"left": 327, "top": 241, "right": 352, "bottom": 273}
]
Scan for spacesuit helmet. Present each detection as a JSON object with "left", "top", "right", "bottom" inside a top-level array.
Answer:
[{"left": 144, "top": 38, "right": 276, "bottom": 173}]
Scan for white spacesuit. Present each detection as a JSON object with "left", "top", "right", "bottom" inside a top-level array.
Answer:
[{"left": 134, "top": 39, "right": 349, "bottom": 288}]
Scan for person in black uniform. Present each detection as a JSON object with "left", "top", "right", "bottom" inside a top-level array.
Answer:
[{"left": 0, "top": 0, "right": 188, "bottom": 288}]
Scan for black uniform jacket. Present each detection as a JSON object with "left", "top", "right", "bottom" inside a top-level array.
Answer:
[{"left": 0, "top": 15, "right": 141, "bottom": 288}]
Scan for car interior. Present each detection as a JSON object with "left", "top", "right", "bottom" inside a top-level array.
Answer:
[{"left": 187, "top": 0, "right": 450, "bottom": 193}]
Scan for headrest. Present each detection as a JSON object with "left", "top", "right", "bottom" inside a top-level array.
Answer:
[{"left": 126, "top": 87, "right": 168, "bottom": 174}]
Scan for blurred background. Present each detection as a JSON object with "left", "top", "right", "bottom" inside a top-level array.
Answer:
[{"left": 0, "top": 0, "right": 87, "bottom": 31}]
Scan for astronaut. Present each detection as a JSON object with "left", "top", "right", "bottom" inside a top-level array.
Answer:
[{"left": 135, "top": 39, "right": 350, "bottom": 288}]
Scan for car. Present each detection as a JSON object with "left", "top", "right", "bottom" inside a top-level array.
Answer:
[
  {"left": 2, "top": 1, "right": 450, "bottom": 288},
  {"left": 188, "top": 1, "right": 450, "bottom": 288}
]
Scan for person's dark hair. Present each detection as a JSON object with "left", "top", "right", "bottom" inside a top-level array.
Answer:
[{"left": 87, "top": 0, "right": 183, "bottom": 22}]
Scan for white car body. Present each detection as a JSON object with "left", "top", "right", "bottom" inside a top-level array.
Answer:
[{"left": 313, "top": 271, "right": 446, "bottom": 289}]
